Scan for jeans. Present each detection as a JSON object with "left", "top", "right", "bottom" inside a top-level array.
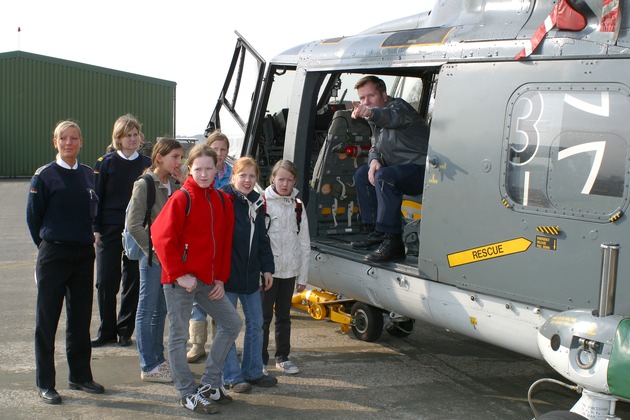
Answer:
[
  {"left": 262, "top": 277, "right": 295, "bottom": 365},
  {"left": 221, "top": 291, "right": 265, "bottom": 384},
  {"left": 164, "top": 281, "right": 242, "bottom": 397},
  {"left": 354, "top": 163, "right": 425, "bottom": 234},
  {"left": 135, "top": 256, "right": 167, "bottom": 372},
  {"left": 191, "top": 302, "right": 208, "bottom": 321}
]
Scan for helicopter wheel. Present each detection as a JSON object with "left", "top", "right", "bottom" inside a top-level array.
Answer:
[{"left": 351, "top": 302, "right": 383, "bottom": 342}]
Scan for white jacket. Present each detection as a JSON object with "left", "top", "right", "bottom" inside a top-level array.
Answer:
[{"left": 264, "top": 185, "right": 310, "bottom": 285}]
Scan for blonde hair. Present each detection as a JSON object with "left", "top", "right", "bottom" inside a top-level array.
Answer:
[
  {"left": 111, "top": 114, "right": 142, "bottom": 151},
  {"left": 231, "top": 156, "right": 259, "bottom": 182},
  {"left": 53, "top": 120, "right": 82, "bottom": 142}
]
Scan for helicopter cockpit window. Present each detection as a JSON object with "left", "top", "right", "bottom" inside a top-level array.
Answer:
[{"left": 503, "top": 84, "right": 630, "bottom": 221}]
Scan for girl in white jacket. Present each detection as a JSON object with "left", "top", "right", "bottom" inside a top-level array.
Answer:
[{"left": 261, "top": 160, "right": 310, "bottom": 374}]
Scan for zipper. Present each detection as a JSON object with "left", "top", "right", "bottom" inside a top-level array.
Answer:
[{"left": 182, "top": 243, "right": 188, "bottom": 263}]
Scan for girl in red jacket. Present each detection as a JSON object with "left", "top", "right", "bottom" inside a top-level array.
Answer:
[{"left": 151, "top": 144, "right": 242, "bottom": 415}]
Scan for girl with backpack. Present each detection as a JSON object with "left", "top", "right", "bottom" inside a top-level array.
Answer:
[
  {"left": 261, "top": 160, "right": 311, "bottom": 375},
  {"left": 218, "top": 156, "right": 277, "bottom": 393},
  {"left": 127, "top": 139, "right": 184, "bottom": 382},
  {"left": 151, "top": 144, "right": 241, "bottom": 414}
]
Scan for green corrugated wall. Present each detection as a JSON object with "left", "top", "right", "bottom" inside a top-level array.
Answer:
[{"left": 0, "top": 51, "right": 176, "bottom": 177}]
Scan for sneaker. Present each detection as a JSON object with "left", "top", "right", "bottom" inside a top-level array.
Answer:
[
  {"left": 262, "top": 367, "right": 268, "bottom": 376},
  {"left": 159, "top": 360, "right": 171, "bottom": 373},
  {"left": 276, "top": 360, "right": 300, "bottom": 374},
  {"left": 245, "top": 374, "right": 278, "bottom": 387},
  {"left": 197, "top": 384, "right": 233, "bottom": 405},
  {"left": 141, "top": 364, "right": 172, "bottom": 383},
  {"left": 180, "top": 389, "right": 219, "bottom": 414},
  {"left": 225, "top": 381, "right": 253, "bottom": 393}
]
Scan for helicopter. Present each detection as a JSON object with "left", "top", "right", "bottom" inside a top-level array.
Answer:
[{"left": 206, "top": 0, "right": 630, "bottom": 418}]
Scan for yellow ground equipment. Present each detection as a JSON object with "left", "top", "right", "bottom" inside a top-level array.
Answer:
[{"left": 291, "top": 288, "right": 354, "bottom": 334}]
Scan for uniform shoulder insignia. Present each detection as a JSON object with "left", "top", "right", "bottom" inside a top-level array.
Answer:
[{"left": 33, "top": 163, "right": 52, "bottom": 176}]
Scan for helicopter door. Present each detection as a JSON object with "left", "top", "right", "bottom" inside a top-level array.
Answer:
[{"left": 204, "top": 31, "right": 266, "bottom": 159}]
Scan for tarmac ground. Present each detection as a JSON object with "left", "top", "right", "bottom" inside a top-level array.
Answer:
[{"left": 1, "top": 178, "right": 629, "bottom": 420}]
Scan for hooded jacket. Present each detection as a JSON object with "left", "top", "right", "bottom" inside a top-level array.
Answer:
[
  {"left": 263, "top": 185, "right": 310, "bottom": 285},
  {"left": 151, "top": 176, "right": 234, "bottom": 285},
  {"left": 127, "top": 169, "right": 181, "bottom": 263},
  {"left": 366, "top": 96, "right": 430, "bottom": 167},
  {"left": 220, "top": 184, "right": 275, "bottom": 294}
]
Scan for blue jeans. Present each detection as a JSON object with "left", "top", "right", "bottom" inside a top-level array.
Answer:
[
  {"left": 135, "top": 256, "right": 167, "bottom": 372},
  {"left": 191, "top": 302, "right": 208, "bottom": 321},
  {"left": 354, "top": 163, "right": 424, "bottom": 234},
  {"left": 222, "top": 291, "right": 265, "bottom": 384},
  {"left": 164, "top": 281, "right": 242, "bottom": 397}
]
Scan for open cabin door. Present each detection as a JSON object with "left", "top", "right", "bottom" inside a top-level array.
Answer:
[{"left": 205, "top": 31, "right": 265, "bottom": 159}]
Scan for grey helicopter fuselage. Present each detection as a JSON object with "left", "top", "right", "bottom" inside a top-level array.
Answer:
[{"left": 207, "top": 0, "right": 630, "bottom": 415}]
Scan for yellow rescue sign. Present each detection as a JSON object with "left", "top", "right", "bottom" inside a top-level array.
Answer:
[{"left": 447, "top": 238, "right": 532, "bottom": 267}]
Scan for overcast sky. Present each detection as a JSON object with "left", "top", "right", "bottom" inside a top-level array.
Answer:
[{"left": 1, "top": 1, "right": 432, "bottom": 136}]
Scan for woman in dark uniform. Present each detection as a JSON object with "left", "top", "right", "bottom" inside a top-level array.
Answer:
[
  {"left": 26, "top": 120, "right": 105, "bottom": 404},
  {"left": 91, "top": 114, "right": 151, "bottom": 347}
]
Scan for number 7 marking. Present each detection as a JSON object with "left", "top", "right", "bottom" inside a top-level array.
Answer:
[{"left": 557, "top": 141, "right": 606, "bottom": 194}]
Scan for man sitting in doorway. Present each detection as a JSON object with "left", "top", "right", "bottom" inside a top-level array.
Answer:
[{"left": 351, "top": 75, "right": 430, "bottom": 262}]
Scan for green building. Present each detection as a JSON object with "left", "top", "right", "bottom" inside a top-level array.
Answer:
[{"left": 0, "top": 51, "right": 176, "bottom": 177}]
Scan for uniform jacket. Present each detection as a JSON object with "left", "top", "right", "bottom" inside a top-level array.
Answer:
[
  {"left": 127, "top": 169, "right": 181, "bottom": 263},
  {"left": 26, "top": 161, "right": 97, "bottom": 246},
  {"left": 93, "top": 151, "right": 151, "bottom": 231},
  {"left": 220, "top": 184, "right": 274, "bottom": 294},
  {"left": 151, "top": 176, "right": 234, "bottom": 285},
  {"left": 367, "top": 96, "right": 430, "bottom": 167},
  {"left": 263, "top": 185, "right": 310, "bottom": 285}
]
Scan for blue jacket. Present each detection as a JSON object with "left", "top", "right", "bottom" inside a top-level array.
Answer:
[{"left": 220, "top": 184, "right": 275, "bottom": 294}]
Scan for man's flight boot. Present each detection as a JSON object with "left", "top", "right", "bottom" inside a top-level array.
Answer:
[
  {"left": 364, "top": 234, "right": 406, "bottom": 262},
  {"left": 352, "top": 224, "right": 385, "bottom": 249}
]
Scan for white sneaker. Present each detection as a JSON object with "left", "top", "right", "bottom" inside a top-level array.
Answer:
[
  {"left": 141, "top": 362, "right": 172, "bottom": 383},
  {"left": 276, "top": 360, "right": 300, "bottom": 374},
  {"left": 262, "top": 367, "right": 268, "bottom": 376}
]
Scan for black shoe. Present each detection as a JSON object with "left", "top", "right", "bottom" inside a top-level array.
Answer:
[
  {"left": 365, "top": 234, "right": 406, "bottom": 263},
  {"left": 352, "top": 231, "right": 385, "bottom": 249},
  {"left": 118, "top": 336, "right": 132, "bottom": 347},
  {"left": 38, "top": 387, "right": 62, "bottom": 404},
  {"left": 91, "top": 336, "right": 117, "bottom": 347},
  {"left": 69, "top": 380, "right": 105, "bottom": 394},
  {"left": 245, "top": 374, "right": 278, "bottom": 387}
]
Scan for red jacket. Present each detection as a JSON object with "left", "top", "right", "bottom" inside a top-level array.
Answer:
[{"left": 151, "top": 176, "right": 234, "bottom": 285}]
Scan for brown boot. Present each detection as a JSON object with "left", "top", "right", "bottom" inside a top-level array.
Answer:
[{"left": 186, "top": 320, "right": 208, "bottom": 363}]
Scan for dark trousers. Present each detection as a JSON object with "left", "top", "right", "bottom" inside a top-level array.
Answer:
[
  {"left": 95, "top": 224, "right": 140, "bottom": 339},
  {"left": 354, "top": 163, "right": 424, "bottom": 234},
  {"left": 262, "top": 277, "right": 296, "bottom": 365},
  {"left": 35, "top": 241, "right": 95, "bottom": 389}
]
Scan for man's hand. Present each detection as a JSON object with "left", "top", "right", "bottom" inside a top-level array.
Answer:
[
  {"left": 208, "top": 280, "right": 225, "bottom": 300},
  {"left": 295, "top": 283, "right": 307, "bottom": 293},
  {"left": 368, "top": 159, "right": 381, "bottom": 186},
  {"left": 352, "top": 101, "right": 373, "bottom": 120},
  {"left": 176, "top": 274, "right": 197, "bottom": 292}
]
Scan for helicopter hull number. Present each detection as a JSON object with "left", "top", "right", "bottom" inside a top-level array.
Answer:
[{"left": 447, "top": 238, "right": 532, "bottom": 267}]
